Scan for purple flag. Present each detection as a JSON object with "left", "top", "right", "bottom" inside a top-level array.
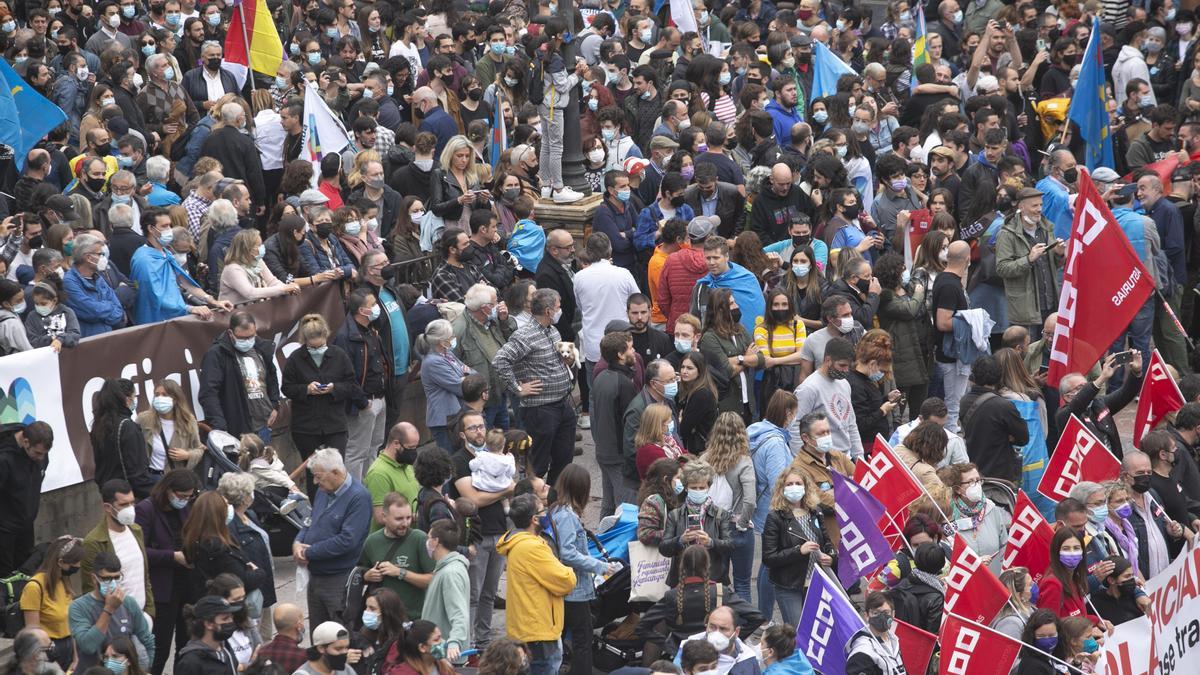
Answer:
[
  {"left": 831, "top": 471, "right": 894, "bottom": 587},
  {"left": 795, "top": 565, "right": 865, "bottom": 674}
]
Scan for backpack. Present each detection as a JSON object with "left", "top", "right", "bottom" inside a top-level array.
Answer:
[
  {"left": 527, "top": 56, "right": 545, "bottom": 106},
  {"left": 344, "top": 537, "right": 405, "bottom": 631},
  {"left": 1, "top": 574, "right": 34, "bottom": 638}
]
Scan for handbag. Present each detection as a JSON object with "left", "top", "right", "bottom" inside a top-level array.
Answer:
[{"left": 627, "top": 539, "right": 670, "bottom": 603}]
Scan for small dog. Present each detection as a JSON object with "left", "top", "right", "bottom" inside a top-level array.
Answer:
[{"left": 557, "top": 341, "right": 581, "bottom": 381}]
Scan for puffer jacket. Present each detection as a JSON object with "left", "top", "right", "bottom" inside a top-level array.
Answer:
[
  {"left": 658, "top": 247, "right": 708, "bottom": 332},
  {"left": 876, "top": 287, "right": 929, "bottom": 387}
]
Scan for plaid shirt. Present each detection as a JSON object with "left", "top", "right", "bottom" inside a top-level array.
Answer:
[
  {"left": 493, "top": 319, "right": 572, "bottom": 407},
  {"left": 430, "top": 261, "right": 482, "bottom": 303},
  {"left": 0, "top": 232, "right": 24, "bottom": 265},
  {"left": 182, "top": 192, "right": 211, "bottom": 241},
  {"left": 255, "top": 635, "right": 307, "bottom": 674},
  {"left": 135, "top": 78, "right": 197, "bottom": 136},
  {"left": 374, "top": 125, "right": 395, "bottom": 158}
]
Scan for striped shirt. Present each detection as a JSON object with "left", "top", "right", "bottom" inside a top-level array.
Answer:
[
  {"left": 753, "top": 315, "right": 807, "bottom": 357},
  {"left": 700, "top": 91, "right": 738, "bottom": 128},
  {"left": 493, "top": 319, "right": 573, "bottom": 407}
]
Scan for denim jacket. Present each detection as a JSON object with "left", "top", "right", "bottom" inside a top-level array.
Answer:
[{"left": 547, "top": 504, "right": 608, "bottom": 602}]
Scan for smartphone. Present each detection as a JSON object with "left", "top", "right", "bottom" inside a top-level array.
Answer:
[
  {"left": 1111, "top": 350, "right": 1135, "bottom": 366},
  {"left": 687, "top": 513, "right": 701, "bottom": 530}
]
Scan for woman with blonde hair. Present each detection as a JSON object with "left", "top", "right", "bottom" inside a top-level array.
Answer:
[
  {"left": 634, "top": 403, "right": 687, "bottom": 479},
  {"left": 761, "top": 468, "right": 832, "bottom": 624},
  {"left": 218, "top": 229, "right": 300, "bottom": 304},
  {"left": 993, "top": 566, "right": 1036, "bottom": 639},
  {"left": 702, "top": 411, "right": 757, "bottom": 603},
  {"left": 430, "top": 135, "right": 489, "bottom": 231},
  {"left": 346, "top": 149, "right": 381, "bottom": 191},
  {"left": 136, "top": 378, "right": 205, "bottom": 473},
  {"left": 280, "top": 314, "right": 356, "bottom": 488}
]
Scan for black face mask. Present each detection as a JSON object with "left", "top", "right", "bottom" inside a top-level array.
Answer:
[
  {"left": 206, "top": 57, "right": 222, "bottom": 72},
  {"left": 1063, "top": 167, "right": 1079, "bottom": 183},
  {"left": 85, "top": 177, "right": 107, "bottom": 192},
  {"left": 28, "top": 235, "right": 44, "bottom": 249},
  {"left": 843, "top": 204, "right": 861, "bottom": 220},
  {"left": 1118, "top": 579, "right": 1138, "bottom": 594},
  {"left": 868, "top": 613, "right": 893, "bottom": 633},
  {"left": 94, "top": 144, "right": 111, "bottom": 157},
  {"left": 1131, "top": 474, "right": 1152, "bottom": 493},
  {"left": 413, "top": 106, "right": 427, "bottom": 119},
  {"left": 212, "top": 621, "right": 237, "bottom": 641},
  {"left": 855, "top": 277, "right": 871, "bottom": 294},
  {"left": 670, "top": 195, "right": 685, "bottom": 208},
  {"left": 792, "top": 234, "right": 811, "bottom": 247},
  {"left": 63, "top": 566, "right": 80, "bottom": 577},
  {"left": 467, "top": 88, "right": 483, "bottom": 101},
  {"left": 772, "top": 309, "right": 791, "bottom": 322},
  {"left": 796, "top": 52, "right": 811, "bottom": 65},
  {"left": 323, "top": 652, "right": 348, "bottom": 671},
  {"left": 731, "top": 308, "right": 742, "bottom": 323},
  {"left": 1061, "top": 53, "right": 1078, "bottom": 67},
  {"left": 397, "top": 447, "right": 418, "bottom": 465}
]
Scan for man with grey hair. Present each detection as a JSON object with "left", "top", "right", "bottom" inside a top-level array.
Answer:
[
  {"left": 293, "top": 447, "right": 372, "bottom": 628},
  {"left": 182, "top": 40, "right": 238, "bottom": 109},
  {"left": 138, "top": 50, "right": 199, "bottom": 141},
  {"left": 63, "top": 233, "right": 127, "bottom": 337},
  {"left": 144, "top": 156, "right": 179, "bottom": 207},
  {"left": 93, "top": 170, "right": 147, "bottom": 235},
  {"left": 452, "top": 283, "right": 515, "bottom": 428},
  {"left": 11, "top": 626, "right": 59, "bottom": 675},
  {"left": 203, "top": 198, "right": 242, "bottom": 291},
  {"left": 200, "top": 101, "right": 267, "bottom": 214},
  {"left": 494, "top": 288, "right": 577, "bottom": 484},
  {"left": 1034, "top": 147, "right": 1077, "bottom": 240},
  {"left": 412, "top": 86, "right": 456, "bottom": 155}
]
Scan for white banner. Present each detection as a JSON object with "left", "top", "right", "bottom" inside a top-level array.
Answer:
[
  {"left": 0, "top": 346, "right": 82, "bottom": 491},
  {"left": 1142, "top": 541, "right": 1200, "bottom": 675},
  {"left": 1095, "top": 617, "right": 1152, "bottom": 675}
]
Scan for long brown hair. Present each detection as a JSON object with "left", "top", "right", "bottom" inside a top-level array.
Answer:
[
  {"left": 913, "top": 230, "right": 948, "bottom": 273},
  {"left": 36, "top": 535, "right": 85, "bottom": 599},
  {"left": 637, "top": 457, "right": 681, "bottom": 508},
  {"left": 675, "top": 545, "right": 712, "bottom": 623},
  {"left": 703, "top": 288, "right": 740, "bottom": 339},
  {"left": 156, "top": 378, "right": 199, "bottom": 432},
  {"left": 760, "top": 287, "right": 799, "bottom": 354},
  {"left": 182, "top": 491, "right": 236, "bottom": 561},
  {"left": 1047, "top": 527, "right": 1088, "bottom": 599},
  {"left": 702, "top": 412, "right": 749, "bottom": 475},
  {"left": 995, "top": 347, "right": 1039, "bottom": 399},
  {"left": 552, "top": 463, "right": 591, "bottom": 516},
  {"left": 678, "top": 350, "right": 718, "bottom": 403}
]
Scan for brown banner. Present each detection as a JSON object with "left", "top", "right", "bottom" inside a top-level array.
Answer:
[{"left": 57, "top": 282, "right": 347, "bottom": 481}]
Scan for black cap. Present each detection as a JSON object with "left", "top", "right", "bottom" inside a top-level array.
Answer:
[{"left": 192, "top": 595, "right": 242, "bottom": 620}]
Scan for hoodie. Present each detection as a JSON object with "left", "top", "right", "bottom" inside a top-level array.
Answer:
[
  {"left": 748, "top": 420, "right": 795, "bottom": 533},
  {"left": 495, "top": 529, "right": 577, "bottom": 643},
  {"left": 844, "top": 628, "right": 905, "bottom": 675},
  {"left": 1113, "top": 45, "right": 1155, "bottom": 116},
  {"left": 674, "top": 633, "right": 762, "bottom": 675},
  {"left": 763, "top": 652, "right": 815, "bottom": 675},
  {"left": 658, "top": 246, "right": 708, "bottom": 332},
  {"left": 421, "top": 551, "right": 471, "bottom": 653},
  {"left": 697, "top": 262, "right": 767, "bottom": 336}
]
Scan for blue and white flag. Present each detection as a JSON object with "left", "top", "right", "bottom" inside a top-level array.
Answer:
[
  {"left": 832, "top": 471, "right": 895, "bottom": 587},
  {"left": 795, "top": 565, "right": 866, "bottom": 674},
  {"left": 809, "top": 40, "right": 857, "bottom": 104}
]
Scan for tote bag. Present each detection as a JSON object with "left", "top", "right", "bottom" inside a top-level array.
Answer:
[{"left": 627, "top": 539, "right": 671, "bottom": 603}]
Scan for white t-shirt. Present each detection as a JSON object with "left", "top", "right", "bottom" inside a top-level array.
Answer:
[
  {"left": 228, "top": 629, "right": 254, "bottom": 665},
  {"left": 202, "top": 67, "right": 226, "bottom": 103},
  {"left": 149, "top": 418, "right": 174, "bottom": 471},
  {"left": 388, "top": 40, "right": 422, "bottom": 77},
  {"left": 109, "top": 526, "right": 147, "bottom": 610}
]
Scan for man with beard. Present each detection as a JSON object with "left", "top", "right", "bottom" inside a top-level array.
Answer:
[
  {"left": 626, "top": 293, "right": 674, "bottom": 362},
  {"left": 359, "top": 492, "right": 435, "bottom": 618},
  {"left": 364, "top": 422, "right": 423, "bottom": 526},
  {"left": 590, "top": 332, "right": 639, "bottom": 517}
]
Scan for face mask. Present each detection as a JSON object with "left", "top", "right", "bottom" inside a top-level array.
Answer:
[
  {"left": 662, "top": 380, "right": 678, "bottom": 399},
  {"left": 101, "top": 97, "right": 117, "bottom": 108},
  {"left": 122, "top": 5, "right": 136, "bottom": 18},
  {"left": 106, "top": 14, "right": 122, "bottom": 28},
  {"left": 1058, "top": 551, "right": 1083, "bottom": 568},
  {"left": 289, "top": 43, "right": 301, "bottom": 55},
  {"left": 225, "top": 504, "right": 236, "bottom": 524},
  {"left": 163, "top": 65, "right": 177, "bottom": 80},
  {"left": 142, "top": 44, "right": 156, "bottom": 57},
  {"left": 673, "top": 337, "right": 693, "bottom": 353},
  {"left": 836, "top": 144, "right": 848, "bottom": 158},
  {"left": 361, "top": 610, "right": 380, "bottom": 630},
  {"left": 587, "top": 148, "right": 605, "bottom": 163},
  {"left": 640, "top": 29, "right": 653, "bottom": 43},
  {"left": 842, "top": 204, "right": 860, "bottom": 220},
  {"left": 104, "top": 658, "right": 127, "bottom": 675},
  {"left": 901, "top": 269, "right": 911, "bottom": 286},
  {"left": 77, "top": 67, "right": 90, "bottom": 81},
  {"left": 213, "top": 621, "right": 237, "bottom": 641},
  {"left": 890, "top": 177, "right": 909, "bottom": 192},
  {"left": 1179, "top": 23, "right": 1193, "bottom": 35},
  {"left": 1139, "top": 93, "right": 1155, "bottom": 108},
  {"left": 368, "top": 304, "right": 381, "bottom": 321},
  {"left": 504, "top": 76, "right": 519, "bottom": 87},
  {"left": 207, "top": 13, "right": 222, "bottom": 26},
  {"left": 307, "top": 52, "right": 322, "bottom": 65},
  {"left": 10, "top": 301, "right": 24, "bottom": 314},
  {"left": 868, "top": 612, "right": 893, "bottom": 633},
  {"left": 640, "top": 89, "right": 653, "bottom": 101},
  {"left": 173, "top": 253, "right": 188, "bottom": 267},
  {"left": 838, "top": 316, "right": 854, "bottom": 334},
  {"left": 167, "top": 12, "right": 181, "bottom": 26},
  {"left": 706, "top": 630, "right": 730, "bottom": 652},
  {"left": 719, "top": 71, "right": 732, "bottom": 85},
  {"left": 97, "top": 253, "right": 111, "bottom": 272},
  {"left": 1131, "top": 474, "right": 1152, "bottom": 493},
  {"left": 14, "top": 56, "right": 28, "bottom": 65},
  {"left": 601, "top": 128, "right": 616, "bottom": 141},
  {"left": 114, "top": 504, "right": 136, "bottom": 526},
  {"left": 851, "top": 121, "right": 870, "bottom": 135},
  {"left": 152, "top": 396, "right": 174, "bottom": 414},
  {"left": 868, "top": 369, "right": 885, "bottom": 383},
  {"left": 1146, "top": 40, "right": 1163, "bottom": 53},
  {"left": 234, "top": 336, "right": 256, "bottom": 353},
  {"left": 855, "top": 277, "right": 871, "bottom": 295},
  {"left": 681, "top": 164, "right": 695, "bottom": 180},
  {"left": 414, "top": 158, "right": 434, "bottom": 171},
  {"left": 505, "top": 45, "right": 516, "bottom": 56},
  {"left": 490, "top": 41, "right": 506, "bottom": 55},
  {"left": 963, "top": 483, "right": 983, "bottom": 503},
  {"left": 669, "top": 195, "right": 686, "bottom": 208},
  {"left": 344, "top": 221, "right": 362, "bottom": 236},
  {"left": 951, "top": 9, "right": 963, "bottom": 23},
  {"left": 33, "top": 303, "right": 55, "bottom": 317},
  {"left": 1088, "top": 505, "right": 1109, "bottom": 525},
  {"left": 1082, "top": 637, "right": 1099, "bottom": 654},
  {"left": 116, "top": 154, "right": 135, "bottom": 168},
  {"left": 848, "top": 105, "right": 857, "bottom": 117},
  {"left": 783, "top": 485, "right": 806, "bottom": 503},
  {"left": 1034, "top": 636, "right": 1058, "bottom": 652},
  {"left": 206, "top": 57, "right": 222, "bottom": 71},
  {"left": 798, "top": 9, "right": 814, "bottom": 20},
  {"left": 900, "top": 10, "right": 912, "bottom": 21},
  {"left": 1168, "top": 8, "right": 1177, "bottom": 20},
  {"left": 170, "top": 497, "right": 189, "bottom": 510},
  {"left": 1115, "top": 503, "right": 1133, "bottom": 519},
  {"left": 409, "top": 210, "right": 426, "bottom": 223},
  {"left": 1118, "top": 579, "right": 1138, "bottom": 594},
  {"left": 815, "top": 435, "right": 834, "bottom": 452},
  {"left": 616, "top": 189, "right": 631, "bottom": 202},
  {"left": 791, "top": 263, "right": 811, "bottom": 278}
]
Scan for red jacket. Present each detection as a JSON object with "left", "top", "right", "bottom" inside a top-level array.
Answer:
[
  {"left": 1036, "top": 574, "right": 1100, "bottom": 625},
  {"left": 658, "top": 247, "right": 708, "bottom": 332}
]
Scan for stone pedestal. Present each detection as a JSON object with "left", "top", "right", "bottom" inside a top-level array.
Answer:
[{"left": 535, "top": 193, "right": 603, "bottom": 245}]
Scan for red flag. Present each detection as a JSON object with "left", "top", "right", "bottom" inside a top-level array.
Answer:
[
  {"left": 895, "top": 618, "right": 937, "bottom": 675},
  {"left": 903, "top": 209, "right": 933, "bottom": 268},
  {"left": 225, "top": 0, "right": 284, "bottom": 76},
  {"left": 944, "top": 536, "right": 1010, "bottom": 624},
  {"left": 1047, "top": 170, "right": 1155, "bottom": 387},
  {"left": 1003, "top": 491, "right": 1055, "bottom": 583},
  {"left": 1133, "top": 350, "right": 1185, "bottom": 447},
  {"left": 938, "top": 614, "right": 1023, "bottom": 675},
  {"left": 1038, "top": 414, "right": 1121, "bottom": 502},
  {"left": 854, "top": 435, "right": 924, "bottom": 550}
]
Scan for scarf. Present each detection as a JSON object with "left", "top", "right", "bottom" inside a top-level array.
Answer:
[
  {"left": 910, "top": 567, "right": 945, "bottom": 593},
  {"left": 954, "top": 496, "right": 988, "bottom": 531},
  {"left": 1106, "top": 516, "right": 1141, "bottom": 579}
]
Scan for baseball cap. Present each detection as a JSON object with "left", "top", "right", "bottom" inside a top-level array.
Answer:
[
  {"left": 622, "top": 157, "right": 650, "bottom": 176},
  {"left": 312, "top": 621, "right": 350, "bottom": 647},
  {"left": 298, "top": 189, "right": 330, "bottom": 206},
  {"left": 604, "top": 319, "right": 633, "bottom": 334},
  {"left": 45, "top": 194, "right": 78, "bottom": 223},
  {"left": 687, "top": 215, "right": 720, "bottom": 240},
  {"left": 790, "top": 34, "right": 813, "bottom": 48},
  {"left": 192, "top": 595, "right": 242, "bottom": 620},
  {"left": 1091, "top": 167, "right": 1120, "bottom": 184}
]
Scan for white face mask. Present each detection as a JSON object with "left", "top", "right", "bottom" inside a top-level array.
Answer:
[
  {"left": 963, "top": 483, "right": 984, "bottom": 503},
  {"left": 587, "top": 148, "right": 605, "bottom": 164},
  {"left": 706, "top": 630, "right": 731, "bottom": 652},
  {"left": 838, "top": 316, "right": 854, "bottom": 333},
  {"left": 815, "top": 435, "right": 834, "bottom": 453},
  {"left": 113, "top": 504, "right": 136, "bottom": 526}
]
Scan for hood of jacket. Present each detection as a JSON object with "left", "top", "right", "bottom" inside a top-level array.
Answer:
[
  {"left": 434, "top": 550, "right": 469, "bottom": 573},
  {"left": 1116, "top": 44, "right": 1146, "bottom": 67},
  {"left": 763, "top": 652, "right": 814, "bottom": 675},
  {"left": 671, "top": 246, "right": 708, "bottom": 275},
  {"left": 496, "top": 529, "right": 540, "bottom": 556},
  {"left": 748, "top": 420, "right": 789, "bottom": 449}
]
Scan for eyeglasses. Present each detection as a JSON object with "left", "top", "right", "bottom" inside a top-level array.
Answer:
[
  {"left": 464, "top": 423, "right": 486, "bottom": 432},
  {"left": 960, "top": 478, "right": 983, "bottom": 487}
]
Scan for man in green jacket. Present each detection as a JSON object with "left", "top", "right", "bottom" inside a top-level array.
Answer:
[
  {"left": 995, "top": 187, "right": 1065, "bottom": 333},
  {"left": 81, "top": 479, "right": 155, "bottom": 619},
  {"left": 453, "top": 282, "right": 516, "bottom": 428},
  {"left": 421, "top": 519, "right": 471, "bottom": 663}
]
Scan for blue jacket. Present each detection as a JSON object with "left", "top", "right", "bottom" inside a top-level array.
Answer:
[
  {"left": 941, "top": 314, "right": 989, "bottom": 365},
  {"left": 697, "top": 262, "right": 766, "bottom": 336},
  {"left": 1112, "top": 206, "right": 1148, "bottom": 262},
  {"left": 296, "top": 475, "right": 373, "bottom": 576},
  {"left": 765, "top": 99, "right": 803, "bottom": 148},
  {"left": 1036, "top": 175, "right": 1073, "bottom": 240},
  {"left": 419, "top": 107, "right": 460, "bottom": 157},
  {"left": 63, "top": 267, "right": 126, "bottom": 337},
  {"left": 299, "top": 231, "right": 355, "bottom": 278},
  {"left": 206, "top": 226, "right": 239, "bottom": 291},
  {"left": 547, "top": 504, "right": 609, "bottom": 602},
  {"left": 130, "top": 245, "right": 197, "bottom": 324},
  {"left": 748, "top": 420, "right": 795, "bottom": 533},
  {"left": 177, "top": 115, "right": 215, "bottom": 178},
  {"left": 591, "top": 197, "right": 637, "bottom": 268},
  {"left": 418, "top": 348, "right": 472, "bottom": 428},
  {"left": 763, "top": 652, "right": 814, "bottom": 675},
  {"left": 146, "top": 182, "right": 181, "bottom": 207},
  {"left": 635, "top": 201, "right": 694, "bottom": 252}
]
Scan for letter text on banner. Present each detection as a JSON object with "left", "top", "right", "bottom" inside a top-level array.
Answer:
[
  {"left": 795, "top": 565, "right": 865, "bottom": 674},
  {"left": 854, "top": 435, "right": 924, "bottom": 550},
  {"left": 1094, "top": 616, "right": 1152, "bottom": 675},
  {"left": 1141, "top": 541, "right": 1200, "bottom": 675},
  {"left": 1038, "top": 414, "right": 1121, "bottom": 502},
  {"left": 1133, "top": 350, "right": 1185, "bottom": 448}
]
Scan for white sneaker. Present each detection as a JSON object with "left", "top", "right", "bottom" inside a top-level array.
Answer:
[
  {"left": 578, "top": 413, "right": 591, "bottom": 430},
  {"left": 541, "top": 186, "right": 553, "bottom": 199},
  {"left": 553, "top": 186, "right": 584, "bottom": 203}
]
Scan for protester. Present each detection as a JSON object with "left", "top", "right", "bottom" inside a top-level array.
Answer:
[
  {"left": 0, "top": 421, "right": 53, "bottom": 574},
  {"left": 761, "top": 468, "right": 830, "bottom": 626},
  {"left": 1014, "top": 609, "right": 1067, "bottom": 675},
  {"left": 18, "top": 535, "right": 84, "bottom": 670},
  {"left": 68, "top": 551, "right": 155, "bottom": 672},
  {"left": 993, "top": 567, "right": 1037, "bottom": 640},
  {"left": 845, "top": 592, "right": 905, "bottom": 675}
]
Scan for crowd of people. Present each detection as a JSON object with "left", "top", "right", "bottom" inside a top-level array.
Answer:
[{"left": 2, "top": 0, "right": 1200, "bottom": 674}]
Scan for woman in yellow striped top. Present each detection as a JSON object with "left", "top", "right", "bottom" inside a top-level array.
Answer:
[{"left": 753, "top": 288, "right": 808, "bottom": 397}]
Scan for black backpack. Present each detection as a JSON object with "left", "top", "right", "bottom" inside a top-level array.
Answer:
[{"left": 527, "top": 57, "right": 545, "bottom": 106}]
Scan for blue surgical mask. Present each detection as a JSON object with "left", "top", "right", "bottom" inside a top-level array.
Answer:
[
  {"left": 783, "top": 485, "right": 806, "bottom": 502},
  {"left": 276, "top": 75, "right": 289, "bottom": 89},
  {"left": 344, "top": 220, "right": 362, "bottom": 235},
  {"left": 673, "top": 478, "right": 685, "bottom": 495},
  {"left": 687, "top": 489, "right": 708, "bottom": 505},
  {"left": 640, "top": 89, "right": 653, "bottom": 100},
  {"left": 588, "top": 98, "right": 598, "bottom": 111},
  {"left": 34, "top": 304, "right": 54, "bottom": 317},
  {"left": 234, "top": 336, "right": 256, "bottom": 353},
  {"left": 163, "top": 66, "right": 175, "bottom": 80},
  {"left": 792, "top": 263, "right": 810, "bottom": 277},
  {"left": 601, "top": 128, "right": 616, "bottom": 141},
  {"left": 2, "top": 21, "right": 16, "bottom": 33},
  {"left": 661, "top": 380, "right": 678, "bottom": 399},
  {"left": 504, "top": 76, "right": 519, "bottom": 87},
  {"left": 105, "top": 658, "right": 128, "bottom": 675},
  {"left": 616, "top": 188, "right": 631, "bottom": 202},
  {"left": 490, "top": 42, "right": 506, "bottom": 55},
  {"left": 505, "top": 45, "right": 516, "bottom": 56},
  {"left": 122, "top": 6, "right": 136, "bottom": 18},
  {"left": 256, "top": 244, "right": 266, "bottom": 260},
  {"left": 158, "top": 228, "right": 175, "bottom": 245},
  {"left": 98, "top": 579, "right": 120, "bottom": 596},
  {"left": 207, "top": 13, "right": 221, "bottom": 26},
  {"left": 142, "top": 44, "right": 156, "bottom": 57},
  {"left": 719, "top": 71, "right": 731, "bottom": 85},
  {"left": 901, "top": 269, "right": 911, "bottom": 286},
  {"left": 307, "top": 52, "right": 321, "bottom": 65},
  {"left": 309, "top": 345, "right": 328, "bottom": 359},
  {"left": 368, "top": 304, "right": 381, "bottom": 321},
  {"left": 167, "top": 12, "right": 181, "bottom": 27},
  {"left": 1088, "top": 505, "right": 1109, "bottom": 524},
  {"left": 117, "top": 155, "right": 134, "bottom": 168},
  {"left": 674, "top": 338, "right": 692, "bottom": 353},
  {"left": 813, "top": 110, "right": 828, "bottom": 124},
  {"left": 1034, "top": 636, "right": 1058, "bottom": 652},
  {"left": 290, "top": 43, "right": 300, "bottom": 55},
  {"left": 326, "top": 27, "right": 339, "bottom": 39},
  {"left": 1082, "top": 637, "right": 1099, "bottom": 654},
  {"left": 169, "top": 497, "right": 189, "bottom": 510},
  {"left": 868, "top": 370, "right": 884, "bottom": 382},
  {"left": 362, "top": 610, "right": 380, "bottom": 630},
  {"left": 640, "top": 28, "right": 654, "bottom": 43},
  {"left": 10, "top": 301, "right": 25, "bottom": 314}
]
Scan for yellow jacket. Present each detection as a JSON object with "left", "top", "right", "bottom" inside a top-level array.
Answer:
[{"left": 495, "top": 530, "right": 577, "bottom": 643}]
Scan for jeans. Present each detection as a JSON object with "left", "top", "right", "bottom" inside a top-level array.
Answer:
[
  {"left": 1108, "top": 297, "right": 1154, "bottom": 392},
  {"left": 484, "top": 392, "right": 511, "bottom": 430},
  {"left": 937, "top": 360, "right": 970, "bottom": 433},
  {"left": 598, "top": 460, "right": 638, "bottom": 520},
  {"left": 522, "top": 396, "right": 577, "bottom": 484},
  {"left": 730, "top": 527, "right": 756, "bottom": 604},
  {"left": 430, "top": 425, "right": 452, "bottom": 452},
  {"left": 538, "top": 103, "right": 566, "bottom": 190},
  {"left": 306, "top": 570, "right": 349, "bottom": 631},
  {"left": 527, "top": 638, "right": 563, "bottom": 675},
  {"left": 345, "top": 397, "right": 387, "bottom": 481},
  {"left": 1153, "top": 284, "right": 1191, "bottom": 375},
  {"left": 756, "top": 563, "right": 776, "bottom": 619},
  {"left": 469, "top": 533, "right": 505, "bottom": 648},
  {"left": 257, "top": 425, "right": 272, "bottom": 444},
  {"left": 563, "top": 601, "right": 593, "bottom": 675},
  {"left": 775, "top": 586, "right": 806, "bottom": 627}
]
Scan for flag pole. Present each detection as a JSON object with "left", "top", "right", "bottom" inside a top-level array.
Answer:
[
  {"left": 945, "top": 613, "right": 1087, "bottom": 675},
  {"left": 238, "top": 3, "right": 257, "bottom": 91},
  {"left": 1152, "top": 290, "right": 1196, "bottom": 351},
  {"left": 877, "top": 434, "right": 956, "bottom": 531}
]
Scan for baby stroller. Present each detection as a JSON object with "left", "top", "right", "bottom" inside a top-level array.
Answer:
[
  {"left": 197, "top": 430, "right": 310, "bottom": 557},
  {"left": 589, "top": 504, "right": 651, "bottom": 672}
]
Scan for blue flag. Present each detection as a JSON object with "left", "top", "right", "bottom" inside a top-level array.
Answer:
[
  {"left": 1013, "top": 399, "right": 1056, "bottom": 521},
  {"left": 795, "top": 565, "right": 866, "bottom": 674},
  {"left": 0, "top": 59, "right": 67, "bottom": 171},
  {"left": 809, "top": 40, "right": 857, "bottom": 104},
  {"left": 832, "top": 471, "right": 895, "bottom": 588},
  {"left": 1066, "top": 17, "right": 1114, "bottom": 170}
]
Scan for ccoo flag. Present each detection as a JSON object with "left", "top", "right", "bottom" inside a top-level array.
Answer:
[
  {"left": 1066, "top": 17, "right": 1114, "bottom": 170},
  {"left": 0, "top": 59, "right": 67, "bottom": 171},
  {"left": 809, "top": 40, "right": 857, "bottom": 104},
  {"left": 226, "top": 0, "right": 285, "bottom": 77},
  {"left": 831, "top": 471, "right": 895, "bottom": 587},
  {"left": 795, "top": 565, "right": 865, "bottom": 674},
  {"left": 301, "top": 82, "right": 354, "bottom": 188}
]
